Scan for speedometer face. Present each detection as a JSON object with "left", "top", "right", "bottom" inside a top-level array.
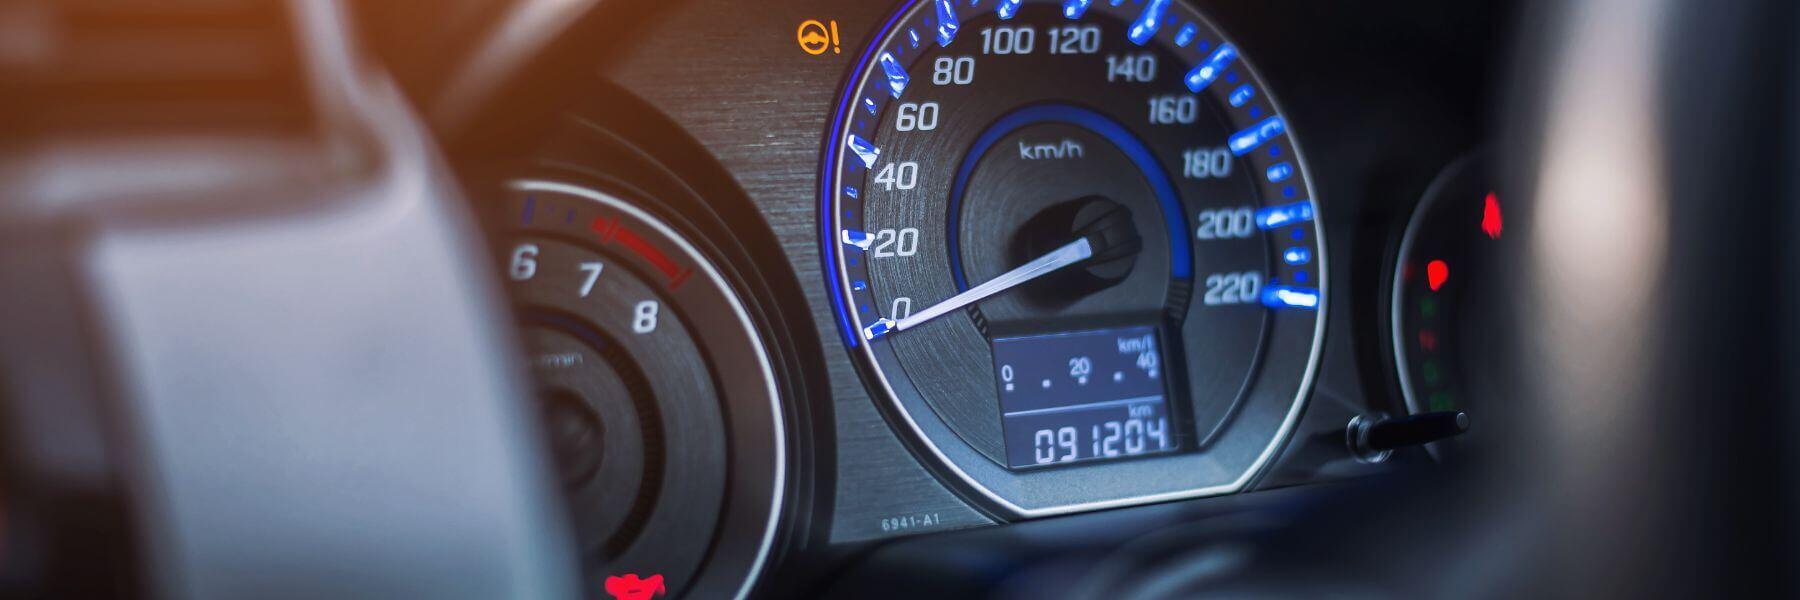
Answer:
[{"left": 822, "top": 0, "right": 1326, "bottom": 516}]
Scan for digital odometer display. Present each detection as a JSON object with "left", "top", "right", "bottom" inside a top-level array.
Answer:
[
  {"left": 821, "top": 0, "right": 1328, "bottom": 516},
  {"left": 994, "top": 326, "right": 1176, "bottom": 468}
]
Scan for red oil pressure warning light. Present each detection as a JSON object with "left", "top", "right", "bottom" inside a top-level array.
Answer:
[
  {"left": 1427, "top": 259, "right": 1450, "bottom": 292},
  {"left": 1481, "top": 191, "right": 1503, "bottom": 240},
  {"left": 604, "top": 573, "right": 666, "bottom": 600}
]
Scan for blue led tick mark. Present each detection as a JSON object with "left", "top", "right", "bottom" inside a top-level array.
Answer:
[
  {"left": 1229, "top": 116, "right": 1285, "bottom": 155},
  {"left": 1256, "top": 201, "right": 1314, "bottom": 229},
  {"left": 936, "top": 0, "right": 960, "bottom": 46},
  {"left": 1283, "top": 186, "right": 1296, "bottom": 198},
  {"left": 1262, "top": 285, "right": 1321, "bottom": 310},
  {"left": 863, "top": 318, "right": 896, "bottom": 340},
  {"left": 841, "top": 229, "right": 874, "bottom": 251},
  {"left": 1268, "top": 144, "right": 1282, "bottom": 157},
  {"left": 998, "top": 0, "right": 1022, "bottom": 20},
  {"left": 1175, "top": 22, "right": 1197, "bottom": 46},
  {"left": 1282, "top": 247, "right": 1311, "bottom": 265},
  {"left": 1248, "top": 106, "right": 1262, "bottom": 118},
  {"left": 847, "top": 134, "right": 881, "bottom": 169},
  {"left": 908, "top": 28, "right": 920, "bottom": 48},
  {"left": 565, "top": 209, "right": 575, "bottom": 224},
  {"left": 520, "top": 194, "right": 535, "bottom": 224},
  {"left": 1063, "top": 0, "right": 1092, "bottom": 19},
  {"left": 1266, "top": 162, "right": 1292, "bottom": 183},
  {"left": 853, "top": 280, "right": 868, "bottom": 291},
  {"left": 862, "top": 97, "right": 878, "bottom": 116},
  {"left": 1228, "top": 85, "right": 1255, "bottom": 107},
  {"left": 1109, "top": 0, "right": 1126, "bottom": 5},
  {"left": 1294, "top": 270, "right": 1308, "bottom": 283},
  {"left": 878, "top": 52, "right": 908, "bottom": 98},
  {"left": 1128, "top": 0, "right": 1171, "bottom": 45},
  {"left": 1183, "top": 43, "right": 1238, "bottom": 93},
  {"left": 844, "top": 186, "right": 859, "bottom": 199},
  {"left": 1290, "top": 228, "right": 1304, "bottom": 240}
]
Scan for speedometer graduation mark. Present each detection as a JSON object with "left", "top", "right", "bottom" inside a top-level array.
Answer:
[
  {"left": 847, "top": 133, "right": 881, "bottom": 168},
  {"left": 998, "top": 0, "right": 1023, "bottom": 20},
  {"left": 1184, "top": 43, "right": 1237, "bottom": 92},
  {"left": 1127, "top": 0, "right": 1171, "bottom": 45},
  {"left": 820, "top": 0, "right": 1328, "bottom": 516},
  {"left": 936, "top": 0, "right": 960, "bottom": 45},
  {"left": 1062, "top": 0, "right": 1092, "bottom": 20},
  {"left": 879, "top": 52, "right": 909, "bottom": 97}
]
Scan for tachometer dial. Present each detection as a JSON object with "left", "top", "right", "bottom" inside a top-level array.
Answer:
[
  {"left": 502, "top": 181, "right": 784, "bottom": 598},
  {"left": 822, "top": 0, "right": 1326, "bottom": 516}
]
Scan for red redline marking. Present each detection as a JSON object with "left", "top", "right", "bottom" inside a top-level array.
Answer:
[
  {"left": 589, "top": 215, "right": 618, "bottom": 240},
  {"left": 615, "top": 226, "right": 686, "bottom": 285}
]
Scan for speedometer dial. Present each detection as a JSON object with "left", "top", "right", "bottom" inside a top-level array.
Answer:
[{"left": 822, "top": 0, "right": 1326, "bottom": 516}]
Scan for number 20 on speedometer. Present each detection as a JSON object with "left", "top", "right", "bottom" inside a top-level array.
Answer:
[{"left": 821, "top": 0, "right": 1327, "bottom": 517}]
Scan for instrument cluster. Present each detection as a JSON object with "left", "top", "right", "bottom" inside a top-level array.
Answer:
[{"left": 448, "top": 0, "right": 1498, "bottom": 596}]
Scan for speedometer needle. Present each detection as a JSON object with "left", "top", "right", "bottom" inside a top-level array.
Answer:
[{"left": 862, "top": 237, "right": 1094, "bottom": 340}]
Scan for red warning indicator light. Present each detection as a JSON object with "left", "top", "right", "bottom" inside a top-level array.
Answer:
[
  {"left": 1481, "top": 191, "right": 1503, "bottom": 240},
  {"left": 604, "top": 573, "right": 666, "bottom": 600},
  {"left": 1427, "top": 260, "right": 1449, "bottom": 292}
]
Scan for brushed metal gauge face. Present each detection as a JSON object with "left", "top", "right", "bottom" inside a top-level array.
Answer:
[
  {"left": 821, "top": 0, "right": 1327, "bottom": 517},
  {"left": 501, "top": 181, "right": 783, "bottom": 598}
]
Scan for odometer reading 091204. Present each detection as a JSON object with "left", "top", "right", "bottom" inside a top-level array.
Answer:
[{"left": 822, "top": 0, "right": 1327, "bottom": 517}]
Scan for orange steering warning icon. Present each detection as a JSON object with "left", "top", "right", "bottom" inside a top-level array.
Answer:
[{"left": 797, "top": 19, "right": 840, "bottom": 55}]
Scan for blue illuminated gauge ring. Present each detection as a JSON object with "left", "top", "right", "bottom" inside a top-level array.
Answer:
[{"left": 820, "top": 0, "right": 1328, "bottom": 518}]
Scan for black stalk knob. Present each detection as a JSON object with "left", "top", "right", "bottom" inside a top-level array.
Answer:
[{"left": 1348, "top": 411, "right": 1470, "bottom": 462}]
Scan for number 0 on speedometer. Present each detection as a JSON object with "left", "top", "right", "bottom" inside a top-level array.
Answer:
[{"left": 822, "top": 0, "right": 1326, "bottom": 517}]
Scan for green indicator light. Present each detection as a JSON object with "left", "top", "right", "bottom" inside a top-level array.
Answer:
[
  {"left": 1420, "top": 296, "right": 1438, "bottom": 319},
  {"left": 1422, "top": 360, "right": 1441, "bottom": 385},
  {"left": 1429, "top": 391, "right": 1455, "bottom": 411}
]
